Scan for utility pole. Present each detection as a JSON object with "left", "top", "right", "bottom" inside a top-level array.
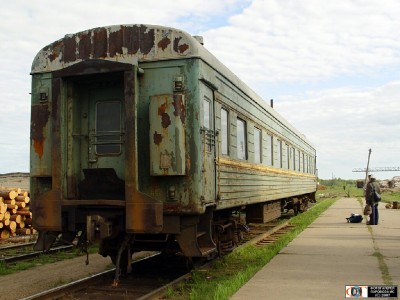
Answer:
[{"left": 365, "top": 148, "right": 372, "bottom": 185}]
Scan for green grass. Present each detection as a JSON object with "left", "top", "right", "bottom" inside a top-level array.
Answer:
[
  {"left": 318, "top": 178, "right": 400, "bottom": 204},
  {"left": 168, "top": 196, "right": 338, "bottom": 300}
]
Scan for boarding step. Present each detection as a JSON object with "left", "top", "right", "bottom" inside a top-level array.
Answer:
[
  {"left": 199, "top": 246, "right": 217, "bottom": 256},
  {"left": 197, "top": 231, "right": 206, "bottom": 238}
]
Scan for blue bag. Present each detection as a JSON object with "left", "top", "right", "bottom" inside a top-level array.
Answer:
[{"left": 346, "top": 213, "right": 363, "bottom": 223}]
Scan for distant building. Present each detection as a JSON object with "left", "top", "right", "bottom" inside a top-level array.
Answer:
[{"left": 356, "top": 180, "right": 364, "bottom": 188}]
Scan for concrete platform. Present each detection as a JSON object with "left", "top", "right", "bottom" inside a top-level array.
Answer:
[{"left": 231, "top": 198, "right": 399, "bottom": 299}]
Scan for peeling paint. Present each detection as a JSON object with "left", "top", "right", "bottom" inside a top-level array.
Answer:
[
  {"left": 158, "top": 37, "right": 171, "bottom": 50},
  {"left": 31, "top": 24, "right": 200, "bottom": 74},
  {"left": 173, "top": 37, "right": 189, "bottom": 53},
  {"left": 150, "top": 94, "right": 186, "bottom": 176}
]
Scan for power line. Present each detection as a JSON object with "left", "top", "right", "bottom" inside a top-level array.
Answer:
[{"left": 352, "top": 167, "right": 400, "bottom": 172}]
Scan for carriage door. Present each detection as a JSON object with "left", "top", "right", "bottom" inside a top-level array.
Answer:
[
  {"left": 77, "top": 77, "right": 125, "bottom": 199},
  {"left": 201, "top": 83, "right": 216, "bottom": 203},
  {"left": 88, "top": 85, "right": 124, "bottom": 170}
]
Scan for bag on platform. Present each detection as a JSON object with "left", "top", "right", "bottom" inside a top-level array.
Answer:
[
  {"left": 346, "top": 213, "right": 363, "bottom": 223},
  {"left": 363, "top": 204, "right": 372, "bottom": 216}
]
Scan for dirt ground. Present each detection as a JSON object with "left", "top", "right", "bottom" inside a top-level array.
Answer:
[
  {"left": 3, "top": 254, "right": 113, "bottom": 299},
  {"left": 0, "top": 172, "right": 30, "bottom": 191}
]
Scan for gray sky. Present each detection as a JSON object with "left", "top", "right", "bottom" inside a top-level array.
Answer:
[{"left": 1, "top": 0, "right": 400, "bottom": 180}]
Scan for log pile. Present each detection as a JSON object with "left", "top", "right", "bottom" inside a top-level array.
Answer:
[{"left": 0, "top": 188, "right": 34, "bottom": 240}]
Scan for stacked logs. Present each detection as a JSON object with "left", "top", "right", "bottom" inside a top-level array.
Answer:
[{"left": 0, "top": 188, "right": 34, "bottom": 239}]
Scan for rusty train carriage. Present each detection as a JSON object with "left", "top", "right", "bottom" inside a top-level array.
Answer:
[{"left": 30, "top": 24, "right": 317, "bottom": 266}]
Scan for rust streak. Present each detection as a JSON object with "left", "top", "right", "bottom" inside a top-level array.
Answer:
[
  {"left": 173, "top": 94, "right": 185, "bottom": 124},
  {"left": 109, "top": 29, "right": 123, "bottom": 56},
  {"left": 158, "top": 103, "right": 167, "bottom": 116},
  {"left": 33, "top": 140, "right": 44, "bottom": 159},
  {"left": 93, "top": 28, "right": 108, "bottom": 58},
  {"left": 63, "top": 36, "right": 77, "bottom": 63},
  {"left": 31, "top": 104, "right": 50, "bottom": 159},
  {"left": 78, "top": 31, "right": 91, "bottom": 60}
]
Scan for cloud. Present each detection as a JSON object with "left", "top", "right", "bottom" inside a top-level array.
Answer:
[
  {"left": 202, "top": 0, "right": 400, "bottom": 84},
  {"left": 277, "top": 81, "right": 400, "bottom": 179},
  {"left": 1, "top": 0, "right": 399, "bottom": 181}
]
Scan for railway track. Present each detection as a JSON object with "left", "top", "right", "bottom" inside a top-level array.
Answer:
[
  {"left": 21, "top": 217, "right": 297, "bottom": 300},
  {"left": 0, "top": 241, "right": 74, "bottom": 264},
  {"left": 23, "top": 252, "right": 189, "bottom": 300}
]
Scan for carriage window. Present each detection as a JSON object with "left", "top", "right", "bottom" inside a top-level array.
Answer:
[
  {"left": 292, "top": 148, "right": 296, "bottom": 170},
  {"left": 297, "top": 150, "right": 301, "bottom": 171},
  {"left": 237, "top": 118, "right": 247, "bottom": 160},
  {"left": 203, "top": 98, "right": 210, "bottom": 129},
  {"left": 310, "top": 157, "right": 314, "bottom": 174},
  {"left": 95, "top": 101, "right": 121, "bottom": 154},
  {"left": 266, "top": 133, "right": 273, "bottom": 166},
  {"left": 306, "top": 155, "right": 309, "bottom": 173},
  {"left": 221, "top": 108, "right": 229, "bottom": 155},
  {"left": 254, "top": 127, "right": 261, "bottom": 164},
  {"left": 286, "top": 144, "right": 290, "bottom": 169},
  {"left": 277, "top": 139, "right": 282, "bottom": 168}
]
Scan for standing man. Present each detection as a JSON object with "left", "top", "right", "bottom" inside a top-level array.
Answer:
[{"left": 365, "top": 175, "right": 381, "bottom": 225}]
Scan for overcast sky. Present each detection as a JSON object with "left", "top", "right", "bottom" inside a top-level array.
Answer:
[{"left": 1, "top": 0, "right": 399, "bottom": 180}]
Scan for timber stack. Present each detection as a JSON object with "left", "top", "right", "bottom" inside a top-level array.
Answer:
[{"left": 0, "top": 187, "right": 34, "bottom": 240}]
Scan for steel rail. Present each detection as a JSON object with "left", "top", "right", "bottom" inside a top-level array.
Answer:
[
  {"left": 0, "top": 244, "right": 74, "bottom": 264},
  {"left": 21, "top": 216, "right": 300, "bottom": 300}
]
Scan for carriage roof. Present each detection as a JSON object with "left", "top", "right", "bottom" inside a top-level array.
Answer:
[{"left": 31, "top": 24, "right": 314, "bottom": 150}]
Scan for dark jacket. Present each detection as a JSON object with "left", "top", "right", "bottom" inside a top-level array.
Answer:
[{"left": 365, "top": 179, "right": 381, "bottom": 205}]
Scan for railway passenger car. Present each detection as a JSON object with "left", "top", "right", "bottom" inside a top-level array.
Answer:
[{"left": 30, "top": 24, "right": 317, "bottom": 269}]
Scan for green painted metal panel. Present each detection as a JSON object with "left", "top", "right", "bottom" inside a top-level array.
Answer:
[
  {"left": 149, "top": 94, "right": 186, "bottom": 176},
  {"left": 30, "top": 74, "right": 53, "bottom": 176}
]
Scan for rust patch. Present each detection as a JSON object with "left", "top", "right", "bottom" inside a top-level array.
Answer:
[
  {"left": 122, "top": 25, "right": 140, "bottom": 54},
  {"left": 158, "top": 37, "right": 171, "bottom": 50},
  {"left": 158, "top": 102, "right": 171, "bottom": 128},
  {"left": 138, "top": 25, "right": 155, "bottom": 54},
  {"left": 153, "top": 131, "right": 163, "bottom": 145},
  {"left": 109, "top": 28, "right": 123, "bottom": 56},
  {"left": 63, "top": 35, "right": 77, "bottom": 63},
  {"left": 31, "top": 104, "right": 50, "bottom": 159},
  {"left": 173, "top": 37, "right": 189, "bottom": 53},
  {"left": 78, "top": 30, "right": 92, "bottom": 60},
  {"left": 39, "top": 24, "right": 160, "bottom": 68},
  {"left": 158, "top": 103, "right": 167, "bottom": 116},
  {"left": 48, "top": 41, "right": 62, "bottom": 62},
  {"left": 161, "top": 113, "right": 171, "bottom": 128},
  {"left": 93, "top": 27, "right": 108, "bottom": 58},
  {"left": 172, "top": 94, "right": 186, "bottom": 124}
]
